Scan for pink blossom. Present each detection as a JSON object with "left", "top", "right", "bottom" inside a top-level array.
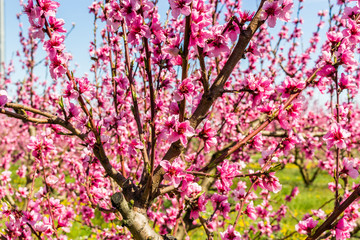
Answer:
[
  {"left": 327, "top": 31, "right": 343, "bottom": 43},
  {"left": 245, "top": 201, "right": 258, "bottom": 220},
  {"left": 295, "top": 217, "right": 318, "bottom": 235},
  {"left": 16, "top": 187, "right": 29, "bottom": 198},
  {"left": 49, "top": 53, "right": 69, "bottom": 80},
  {"left": 38, "top": 0, "right": 60, "bottom": 17},
  {"left": 69, "top": 103, "right": 80, "bottom": 118},
  {"left": 285, "top": 186, "right": 299, "bottom": 202},
  {"left": 63, "top": 82, "right": 79, "bottom": 99},
  {"left": 336, "top": 218, "right": 351, "bottom": 240},
  {"left": 189, "top": 194, "right": 207, "bottom": 219},
  {"left": 323, "top": 123, "right": 350, "bottom": 149},
  {"left": 216, "top": 161, "right": 240, "bottom": 192},
  {"left": 128, "top": 139, "right": 144, "bottom": 156},
  {"left": 160, "top": 159, "right": 184, "bottom": 187},
  {"left": 0, "top": 90, "right": 8, "bottom": 107},
  {"left": 183, "top": 182, "right": 202, "bottom": 198},
  {"left": 239, "top": 10, "right": 255, "bottom": 24},
  {"left": 277, "top": 101, "right": 303, "bottom": 130},
  {"left": 0, "top": 171, "right": 12, "bottom": 184},
  {"left": 120, "top": 0, "right": 140, "bottom": 24},
  {"left": 34, "top": 219, "right": 53, "bottom": 233},
  {"left": 198, "top": 122, "right": 217, "bottom": 153},
  {"left": 278, "top": 0, "right": 294, "bottom": 22},
  {"left": 220, "top": 225, "right": 242, "bottom": 240},
  {"left": 173, "top": 78, "right": 195, "bottom": 103},
  {"left": 339, "top": 73, "right": 357, "bottom": 91},
  {"left": 206, "top": 26, "right": 230, "bottom": 57},
  {"left": 24, "top": 3, "right": 44, "bottom": 29},
  {"left": 190, "top": 22, "right": 212, "bottom": 48},
  {"left": 243, "top": 74, "right": 274, "bottom": 107},
  {"left": 127, "top": 16, "right": 151, "bottom": 45},
  {"left": 27, "top": 136, "right": 55, "bottom": 159},
  {"left": 328, "top": 182, "right": 342, "bottom": 192},
  {"left": 48, "top": 16, "right": 66, "bottom": 33},
  {"left": 262, "top": 1, "right": 281, "bottom": 28},
  {"left": 257, "top": 172, "right": 282, "bottom": 193},
  {"left": 312, "top": 209, "right": 326, "bottom": 220},
  {"left": 169, "top": 0, "right": 192, "bottom": 18},
  {"left": 224, "top": 21, "right": 240, "bottom": 42},
  {"left": 342, "top": 19, "right": 360, "bottom": 43},
  {"left": 76, "top": 77, "right": 92, "bottom": 94},
  {"left": 23, "top": 210, "right": 41, "bottom": 225},
  {"left": 278, "top": 76, "right": 306, "bottom": 99},
  {"left": 341, "top": 158, "right": 359, "bottom": 179},
  {"left": 169, "top": 120, "right": 195, "bottom": 146},
  {"left": 43, "top": 32, "right": 65, "bottom": 60},
  {"left": 46, "top": 175, "right": 59, "bottom": 186}
]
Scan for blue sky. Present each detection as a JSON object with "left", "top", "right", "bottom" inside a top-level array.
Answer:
[{"left": 3, "top": 0, "right": 331, "bottom": 93}]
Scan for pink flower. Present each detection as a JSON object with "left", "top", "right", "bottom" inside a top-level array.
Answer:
[
  {"left": 169, "top": 120, "right": 195, "bottom": 146},
  {"left": 68, "top": 103, "right": 80, "bottom": 118},
  {"left": 262, "top": 1, "right": 281, "bottom": 28},
  {"left": 49, "top": 53, "right": 69, "bottom": 80},
  {"left": 245, "top": 201, "right": 258, "bottom": 220},
  {"left": 0, "top": 171, "right": 12, "bottom": 184},
  {"left": 120, "top": 0, "right": 140, "bottom": 24},
  {"left": 23, "top": 210, "right": 41, "bottom": 225},
  {"left": 24, "top": 3, "right": 44, "bottom": 28},
  {"left": 317, "top": 64, "right": 335, "bottom": 77},
  {"left": 295, "top": 217, "right": 318, "bottom": 235},
  {"left": 27, "top": 136, "right": 55, "bottom": 159},
  {"left": 239, "top": 10, "right": 255, "bottom": 24},
  {"left": 278, "top": 0, "right": 293, "bottom": 22},
  {"left": 277, "top": 101, "right": 303, "bottom": 130},
  {"left": 327, "top": 31, "right": 343, "bottom": 43},
  {"left": 128, "top": 139, "right": 144, "bottom": 156},
  {"left": 216, "top": 161, "right": 240, "bottom": 193},
  {"left": 339, "top": 73, "right": 357, "bottom": 91},
  {"left": 328, "top": 182, "right": 342, "bottom": 192},
  {"left": 76, "top": 77, "right": 92, "bottom": 94},
  {"left": 312, "top": 209, "right": 326, "bottom": 220},
  {"left": 336, "top": 218, "right": 351, "bottom": 240},
  {"left": 43, "top": 32, "right": 65, "bottom": 60},
  {"left": 341, "top": 158, "right": 359, "bottom": 179},
  {"left": 169, "top": 0, "right": 192, "bottom": 18},
  {"left": 127, "top": 16, "right": 150, "bottom": 45},
  {"left": 16, "top": 187, "right": 29, "bottom": 198},
  {"left": 38, "top": 0, "right": 60, "bottom": 17},
  {"left": 48, "top": 16, "right": 66, "bottom": 33},
  {"left": 285, "top": 186, "right": 299, "bottom": 202},
  {"left": 206, "top": 26, "right": 230, "bottom": 57},
  {"left": 220, "top": 225, "right": 242, "bottom": 240},
  {"left": 243, "top": 74, "right": 274, "bottom": 107},
  {"left": 189, "top": 194, "right": 207, "bottom": 219},
  {"left": 160, "top": 159, "right": 184, "bottom": 187},
  {"left": 173, "top": 78, "right": 195, "bottom": 103},
  {"left": 198, "top": 122, "right": 217, "bottom": 153},
  {"left": 342, "top": 19, "right": 360, "bottom": 43},
  {"left": 0, "top": 90, "right": 8, "bottom": 107},
  {"left": 278, "top": 76, "right": 306, "bottom": 99},
  {"left": 63, "top": 82, "right": 79, "bottom": 99},
  {"left": 257, "top": 172, "right": 282, "bottom": 193},
  {"left": 323, "top": 123, "right": 350, "bottom": 149},
  {"left": 190, "top": 22, "right": 212, "bottom": 48},
  {"left": 46, "top": 175, "right": 59, "bottom": 186},
  {"left": 34, "top": 219, "right": 53, "bottom": 233}
]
